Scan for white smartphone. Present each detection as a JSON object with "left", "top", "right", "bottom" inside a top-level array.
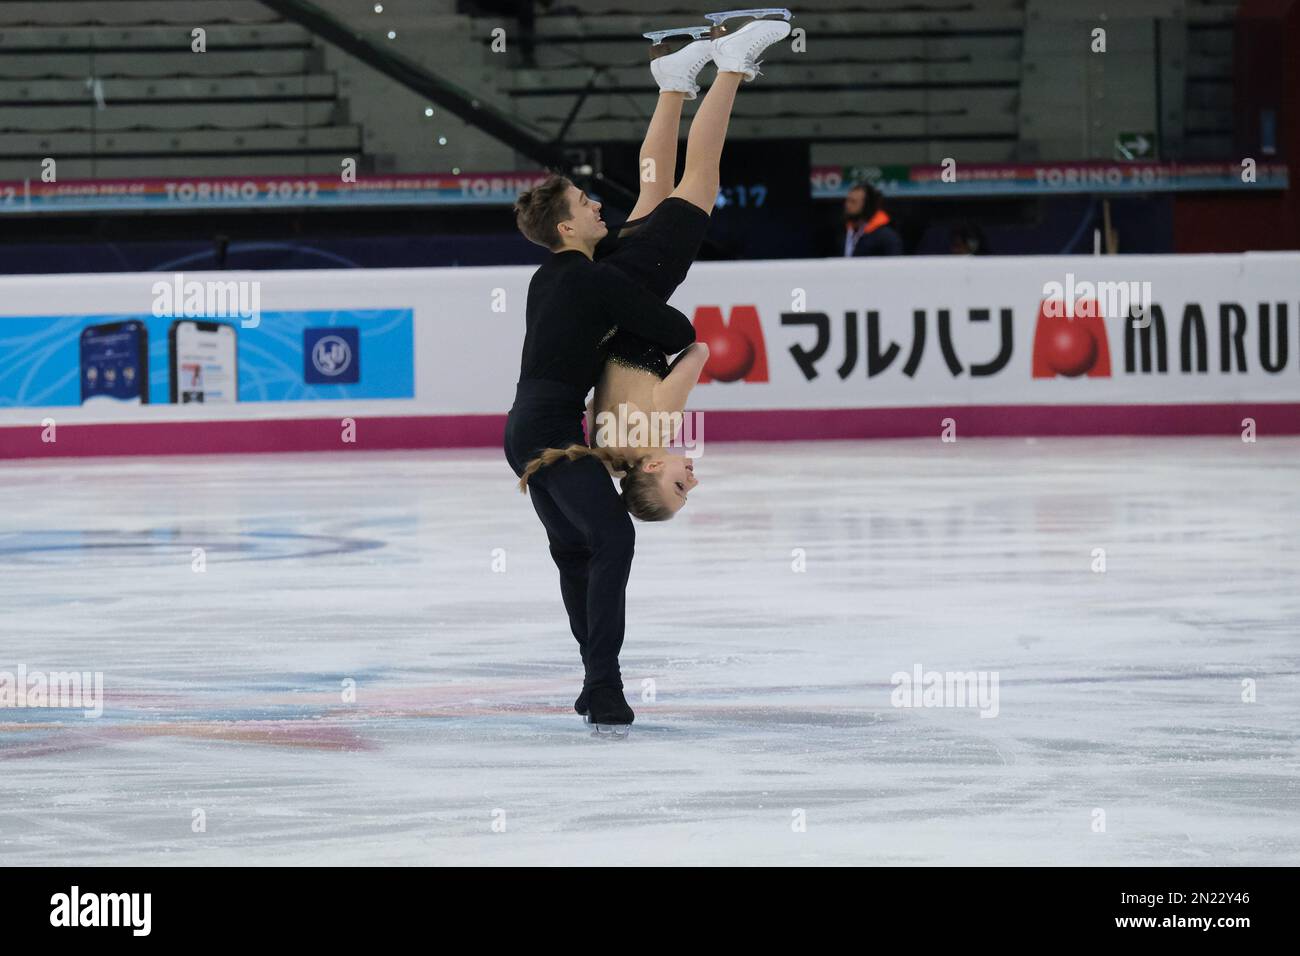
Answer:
[{"left": 168, "top": 320, "right": 238, "bottom": 404}]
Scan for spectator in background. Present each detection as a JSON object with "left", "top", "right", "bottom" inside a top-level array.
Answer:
[
  {"left": 842, "top": 181, "right": 902, "bottom": 257},
  {"left": 949, "top": 221, "right": 989, "bottom": 256}
]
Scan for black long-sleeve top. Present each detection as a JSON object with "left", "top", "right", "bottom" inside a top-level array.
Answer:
[{"left": 518, "top": 249, "right": 695, "bottom": 389}]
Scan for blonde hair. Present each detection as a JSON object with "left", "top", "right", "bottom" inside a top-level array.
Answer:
[{"left": 518, "top": 444, "right": 675, "bottom": 522}]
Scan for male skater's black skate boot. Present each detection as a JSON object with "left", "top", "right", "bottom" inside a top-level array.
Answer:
[
  {"left": 587, "top": 686, "right": 635, "bottom": 738},
  {"left": 574, "top": 687, "right": 590, "bottom": 717}
]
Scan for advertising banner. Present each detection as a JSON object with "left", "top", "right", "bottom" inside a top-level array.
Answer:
[
  {"left": 810, "top": 161, "right": 1290, "bottom": 198},
  {"left": 0, "top": 161, "right": 1286, "bottom": 216},
  {"left": 0, "top": 253, "right": 1296, "bottom": 456},
  {"left": 0, "top": 297, "right": 412, "bottom": 411}
]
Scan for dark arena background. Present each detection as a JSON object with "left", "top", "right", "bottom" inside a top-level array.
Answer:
[{"left": 0, "top": 0, "right": 1294, "bottom": 919}]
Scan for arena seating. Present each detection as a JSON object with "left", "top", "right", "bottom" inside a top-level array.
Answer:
[
  {"left": 0, "top": 0, "right": 1242, "bottom": 182},
  {"left": 0, "top": 0, "right": 359, "bottom": 178}
]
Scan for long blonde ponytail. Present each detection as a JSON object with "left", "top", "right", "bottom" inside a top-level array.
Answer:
[
  {"left": 517, "top": 444, "right": 635, "bottom": 493},
  {"left": 517, "top": 445, "right": 675, "bottom": 522}
]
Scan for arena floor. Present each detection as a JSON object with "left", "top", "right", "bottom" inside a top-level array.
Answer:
[{"left": 1, "top": 437, "right": 1297, "bottom": 865}]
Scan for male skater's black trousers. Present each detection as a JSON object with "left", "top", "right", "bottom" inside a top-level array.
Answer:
[{"left": 505, "top": 379, "right": 634, "bottom": 691}]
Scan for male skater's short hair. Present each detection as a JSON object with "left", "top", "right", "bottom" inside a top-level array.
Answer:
[{"left": 514, "top": 174, "right": 573, "bottom": 250}]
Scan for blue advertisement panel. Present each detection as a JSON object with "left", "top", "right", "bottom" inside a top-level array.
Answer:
[{"left": 0, "top": 309, "right": 413, "bottom": 408}]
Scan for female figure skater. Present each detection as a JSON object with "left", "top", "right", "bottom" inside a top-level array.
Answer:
[
  {"left": 516, "top": 342, "right": 709, "bottom": 521},
  {"left": 507, "top": 9, "right": 791, "bottom": 733},
  {"left": 518, "top": 9, "right": 793, "bottom": 523}
]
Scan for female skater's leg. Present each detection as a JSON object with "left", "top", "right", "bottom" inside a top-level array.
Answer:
[
  {"left": 626, "top": 92, "right": 686, "bottom": 223},
  {"left": 669, "top": 71, "right": 742, "bottom": 214},
  {"left": 670, "top": 12, "right": 793, "bottom": 212}
]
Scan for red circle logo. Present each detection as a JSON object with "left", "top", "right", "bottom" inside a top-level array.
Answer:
[{"left": 702, "top": 327, "right": 755, "bottom": 382}]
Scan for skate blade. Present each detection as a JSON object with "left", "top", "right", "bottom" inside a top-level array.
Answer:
[
  {"left": 643, "top": 26, "right": 712, "bottom": 47},
  {"left": 590, "top": 722, "right": 631, "bottom": 739},
  {"left": 704, "top": 8, "right": 793, "bottom": 26}
]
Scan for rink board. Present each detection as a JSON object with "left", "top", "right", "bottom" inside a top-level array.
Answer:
[{"left": 1, "top": 253, "right": 1297, "bottom": 457}]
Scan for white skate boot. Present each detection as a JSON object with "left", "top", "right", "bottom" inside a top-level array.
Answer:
[
  {"left": 644, "top": 25, "right": 715, "bottom": 100},
  {"left": 707, "top": 8, "right": 793, "bottom": 81}
]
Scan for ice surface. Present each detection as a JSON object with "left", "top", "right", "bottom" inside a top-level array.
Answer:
[{"left": 1, "top": 438, "right": 1297, "bottom": 865}]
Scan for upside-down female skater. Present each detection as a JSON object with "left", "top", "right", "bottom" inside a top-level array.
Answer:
[
  {"left": 506, "top": 9, "right": 792, "bottom": 734},
  {"left": 517, "top": 9, "right": 793, "bottom": 525}
]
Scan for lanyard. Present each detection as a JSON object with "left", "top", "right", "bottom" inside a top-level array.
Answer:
[{"left": 844, "top": 223, "right": 866, "bottom": 257}]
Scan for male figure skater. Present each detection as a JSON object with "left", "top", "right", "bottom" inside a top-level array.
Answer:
[{"left": 506, "top": 10, "right": 792, "bottom": 735}]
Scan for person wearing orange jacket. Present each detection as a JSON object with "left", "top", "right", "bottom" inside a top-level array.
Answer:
[{"left": 842, "top": 181, "right": 903, "bottom": 256}]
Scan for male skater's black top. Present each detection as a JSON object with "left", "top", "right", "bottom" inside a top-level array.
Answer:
[{"left": 518, "top": 249, "right": 695, "bottom": 390}]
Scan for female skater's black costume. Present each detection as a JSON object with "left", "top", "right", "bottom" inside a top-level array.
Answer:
[{"left": 597, "top": 196, "right": 711, "bottom": 378}]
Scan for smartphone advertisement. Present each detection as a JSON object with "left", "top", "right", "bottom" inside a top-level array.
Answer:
[
  {"left": 0, "top": 309, "right": 412, "bottom": 408},
  {"left": 81, "top": 321, "right": 149, "bottom": 405},
  {"left": 170, "top": 320, "right": 238, "bottom": 404}
]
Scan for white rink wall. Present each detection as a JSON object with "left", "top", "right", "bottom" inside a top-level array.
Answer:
[{"left": 0, "top": 253, "right": 1297, "bottom": 454}]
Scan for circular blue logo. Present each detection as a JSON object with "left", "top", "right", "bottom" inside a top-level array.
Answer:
[{"left": 311, "top": 335, "right": 353, "bottom": 377}]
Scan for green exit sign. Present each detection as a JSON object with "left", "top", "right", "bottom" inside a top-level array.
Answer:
[{"left": 1115, "top": 132, "right": 1156, "bottom": 160}]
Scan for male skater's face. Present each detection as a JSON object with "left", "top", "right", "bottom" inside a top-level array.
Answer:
[{"left": 558, "top": 185, "right": 607, "bottom": 246}]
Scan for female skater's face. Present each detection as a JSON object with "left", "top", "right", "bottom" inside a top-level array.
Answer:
[
  {"left": 560, "top": 186, "right": 607, "bottom": 244},
  {"left": 643, "top": 455, "right": 698, "bottom": 515}
]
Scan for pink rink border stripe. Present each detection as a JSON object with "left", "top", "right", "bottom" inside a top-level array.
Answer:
[{"left": 2, "top": 404, "right": 1298, "bottom": 459}]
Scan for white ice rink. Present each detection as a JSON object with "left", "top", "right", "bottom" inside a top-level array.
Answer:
[{"left": 1, "top": 437, "right": 1297, "bottom": 866}]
